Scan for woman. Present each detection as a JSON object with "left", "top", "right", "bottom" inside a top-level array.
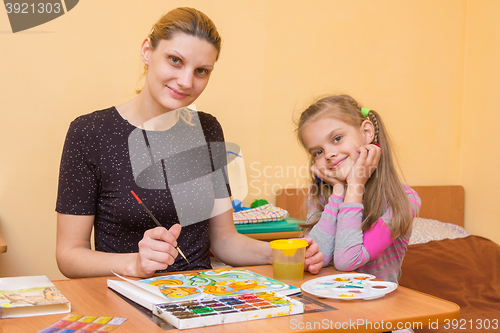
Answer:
[{"left": 56, "top": 7, "right": 324, "bottom": 278}]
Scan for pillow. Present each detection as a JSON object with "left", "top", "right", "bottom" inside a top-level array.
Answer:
[{"left": 408, "top": 217, "right": 469, "bottom": 245}]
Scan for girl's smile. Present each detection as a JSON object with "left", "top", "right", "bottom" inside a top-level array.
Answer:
[{"left": 331, "top": 156, "right": 347, "bottom": 170}]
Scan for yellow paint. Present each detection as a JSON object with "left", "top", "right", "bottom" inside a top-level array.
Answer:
[
  {"left": 78, "top": 316, "right": 98, "bottom": 323},
  {"left": 94, "top": 317, "right": 112, "bottom": 324},
  {"left": 63, "top": 315, "right": 83, "bottom": 321},
  {"left": 334, "top": 277, "right": 351, "bottom": 282},
  {"left": 160, "top": 287, "right": 198, "bottom": 298}
]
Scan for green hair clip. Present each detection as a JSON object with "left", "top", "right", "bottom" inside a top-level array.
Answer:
[{"left": 361, "top": 107, "right": 371, "bottom": 117}]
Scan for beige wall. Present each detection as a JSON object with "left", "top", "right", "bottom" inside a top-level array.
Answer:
[
  {"left": 461, "top": 1, "right": 500, "bottom": 242},
  {"left": 0, "top": 0, "right": 498, "bottom": 280}
]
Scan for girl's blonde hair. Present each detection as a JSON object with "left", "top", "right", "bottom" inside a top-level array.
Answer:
[
  {"left": 296, "top": 94, "right": 413, "bottom": 238},
  {"left": 138, "top": 7, "right": 222, "bottom": 125}
]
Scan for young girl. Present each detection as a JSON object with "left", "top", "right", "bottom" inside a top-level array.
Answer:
[{"left": 297, "top": 94, "right": 420, "bottom": 283}]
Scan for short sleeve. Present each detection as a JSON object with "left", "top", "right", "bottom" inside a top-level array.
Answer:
[{"left": 56, "top": 118, "right": 99, "bottom": 215}]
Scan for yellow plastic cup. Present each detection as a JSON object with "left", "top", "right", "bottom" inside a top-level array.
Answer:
[{"left": 269, "top": 239, "right": 308, "bottom": 282}]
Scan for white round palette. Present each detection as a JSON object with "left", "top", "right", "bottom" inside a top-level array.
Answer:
[{"left": 301, "top": 273, "right": 397, "bottom": 300}]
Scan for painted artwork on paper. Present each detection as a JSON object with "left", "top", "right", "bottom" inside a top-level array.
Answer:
[{"left": 140, "top": 268, "right": 298, "bottom": 302}]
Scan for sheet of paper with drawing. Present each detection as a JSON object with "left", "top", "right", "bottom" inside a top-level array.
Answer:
[
  {"left": 139, "top": 269, "right": 300, "bottom": 300},
  {"left": 107, "top": 268, "right": 304, "bottom": 328}
]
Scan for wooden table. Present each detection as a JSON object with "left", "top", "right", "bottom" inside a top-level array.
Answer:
[{"left": 0, "top": 266, "right": 459, "bottom": 332}]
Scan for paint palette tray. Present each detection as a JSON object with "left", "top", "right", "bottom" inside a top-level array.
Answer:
[
  {"left": 153, "top": 291, "right": 304, "bottom": 329},
  {"left": 301, "top": 273, "right": 397, "bottom": 300}
]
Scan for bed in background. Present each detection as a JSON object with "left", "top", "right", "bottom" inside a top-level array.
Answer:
[{"left": 276, "top": 185, "right": 500, "bottom": 333}]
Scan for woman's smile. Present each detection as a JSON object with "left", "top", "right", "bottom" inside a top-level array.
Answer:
[{"left": 167, "top": 85, "right": 190, "bottom": 99}]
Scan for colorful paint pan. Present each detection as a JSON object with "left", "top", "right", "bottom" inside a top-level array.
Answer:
[{"left": 154, "top": 291, "right": 304, "bottom": 329}]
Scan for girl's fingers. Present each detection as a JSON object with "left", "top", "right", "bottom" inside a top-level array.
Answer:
[
  {"left": 355, "top": 146, "right": 368, "bottom": 166},
  {"left": 358, "top": 144, "right": 380, "bottom": 166},
  {"left": 347, "top": 144, "right": 381, "bottom": 185},
  {"left": 363, "top": 145, "right": 381, "bottom": 178},
  {"left": 366, "top": 144, "right": 381, "bottom": 165},
  {"left": 312, "top": 165, "right": 342, "bottom": 187},
  {"left": 303, "top": 238, "right": 324, "bottom": 274},
  {"left": 311, "top": 165, "right": 329, "bottom": 181}
]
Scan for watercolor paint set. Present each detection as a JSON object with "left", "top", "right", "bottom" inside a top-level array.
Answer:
[
  {"left": 153, "top": 291, "right": 304, "bottom": 329},
  {"left": 301, "top": 273, "right": 398, "bottom": 300},
  {"left": 37, "top": 314, "right": 127, "bottom": 333}
]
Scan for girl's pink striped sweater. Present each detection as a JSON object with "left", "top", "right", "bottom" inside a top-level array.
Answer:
[{"left": 306, "top": 185, "right": 421, "bottom": 283}]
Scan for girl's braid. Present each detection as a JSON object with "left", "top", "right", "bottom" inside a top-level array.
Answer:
[
  {"left": 343, "top": 95, "right": 380, "bottom": 144},
  {"left": 367, "top": 112, "right": 379, "bottom": 144}
]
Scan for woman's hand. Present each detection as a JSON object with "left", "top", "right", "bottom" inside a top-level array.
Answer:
[
  {"left": 134, "top": 224, "right": 182, "bottom": 277},
  {"left": 303, "top": 238, "right": 324, "bottom": 274}
]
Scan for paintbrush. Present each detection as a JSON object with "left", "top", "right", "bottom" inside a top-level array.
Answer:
[{"left": 130, "top": 191, "right": 190, "bottom": 265}]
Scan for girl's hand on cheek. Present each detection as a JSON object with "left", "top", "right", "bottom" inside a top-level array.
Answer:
[
  {"left": 311, "top": 164, "right": 345, "bottom": 187},
  {"left": 346, "top": 144, "right": 381, "bottom": 187},
  {"left": 311, "top": 165, "right": 346, "bottom": 197}
]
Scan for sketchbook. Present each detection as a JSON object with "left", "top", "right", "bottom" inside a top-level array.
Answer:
[
  {"left": 0, "top": 275, "right": 71, "bottom": 318},
  {"left": 107, "top": 268, "right": 301, "bottom": 312}
]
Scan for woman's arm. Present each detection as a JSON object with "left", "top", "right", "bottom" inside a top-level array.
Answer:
[
  {"left": 56, "top": 213, "right": 181, "bottom": 278},
  {"left": 208, "top": 199, "right": 324, "bottom": 274},
  {"left": 208, "top": 209, "right": 272, "bottom": 267}
]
